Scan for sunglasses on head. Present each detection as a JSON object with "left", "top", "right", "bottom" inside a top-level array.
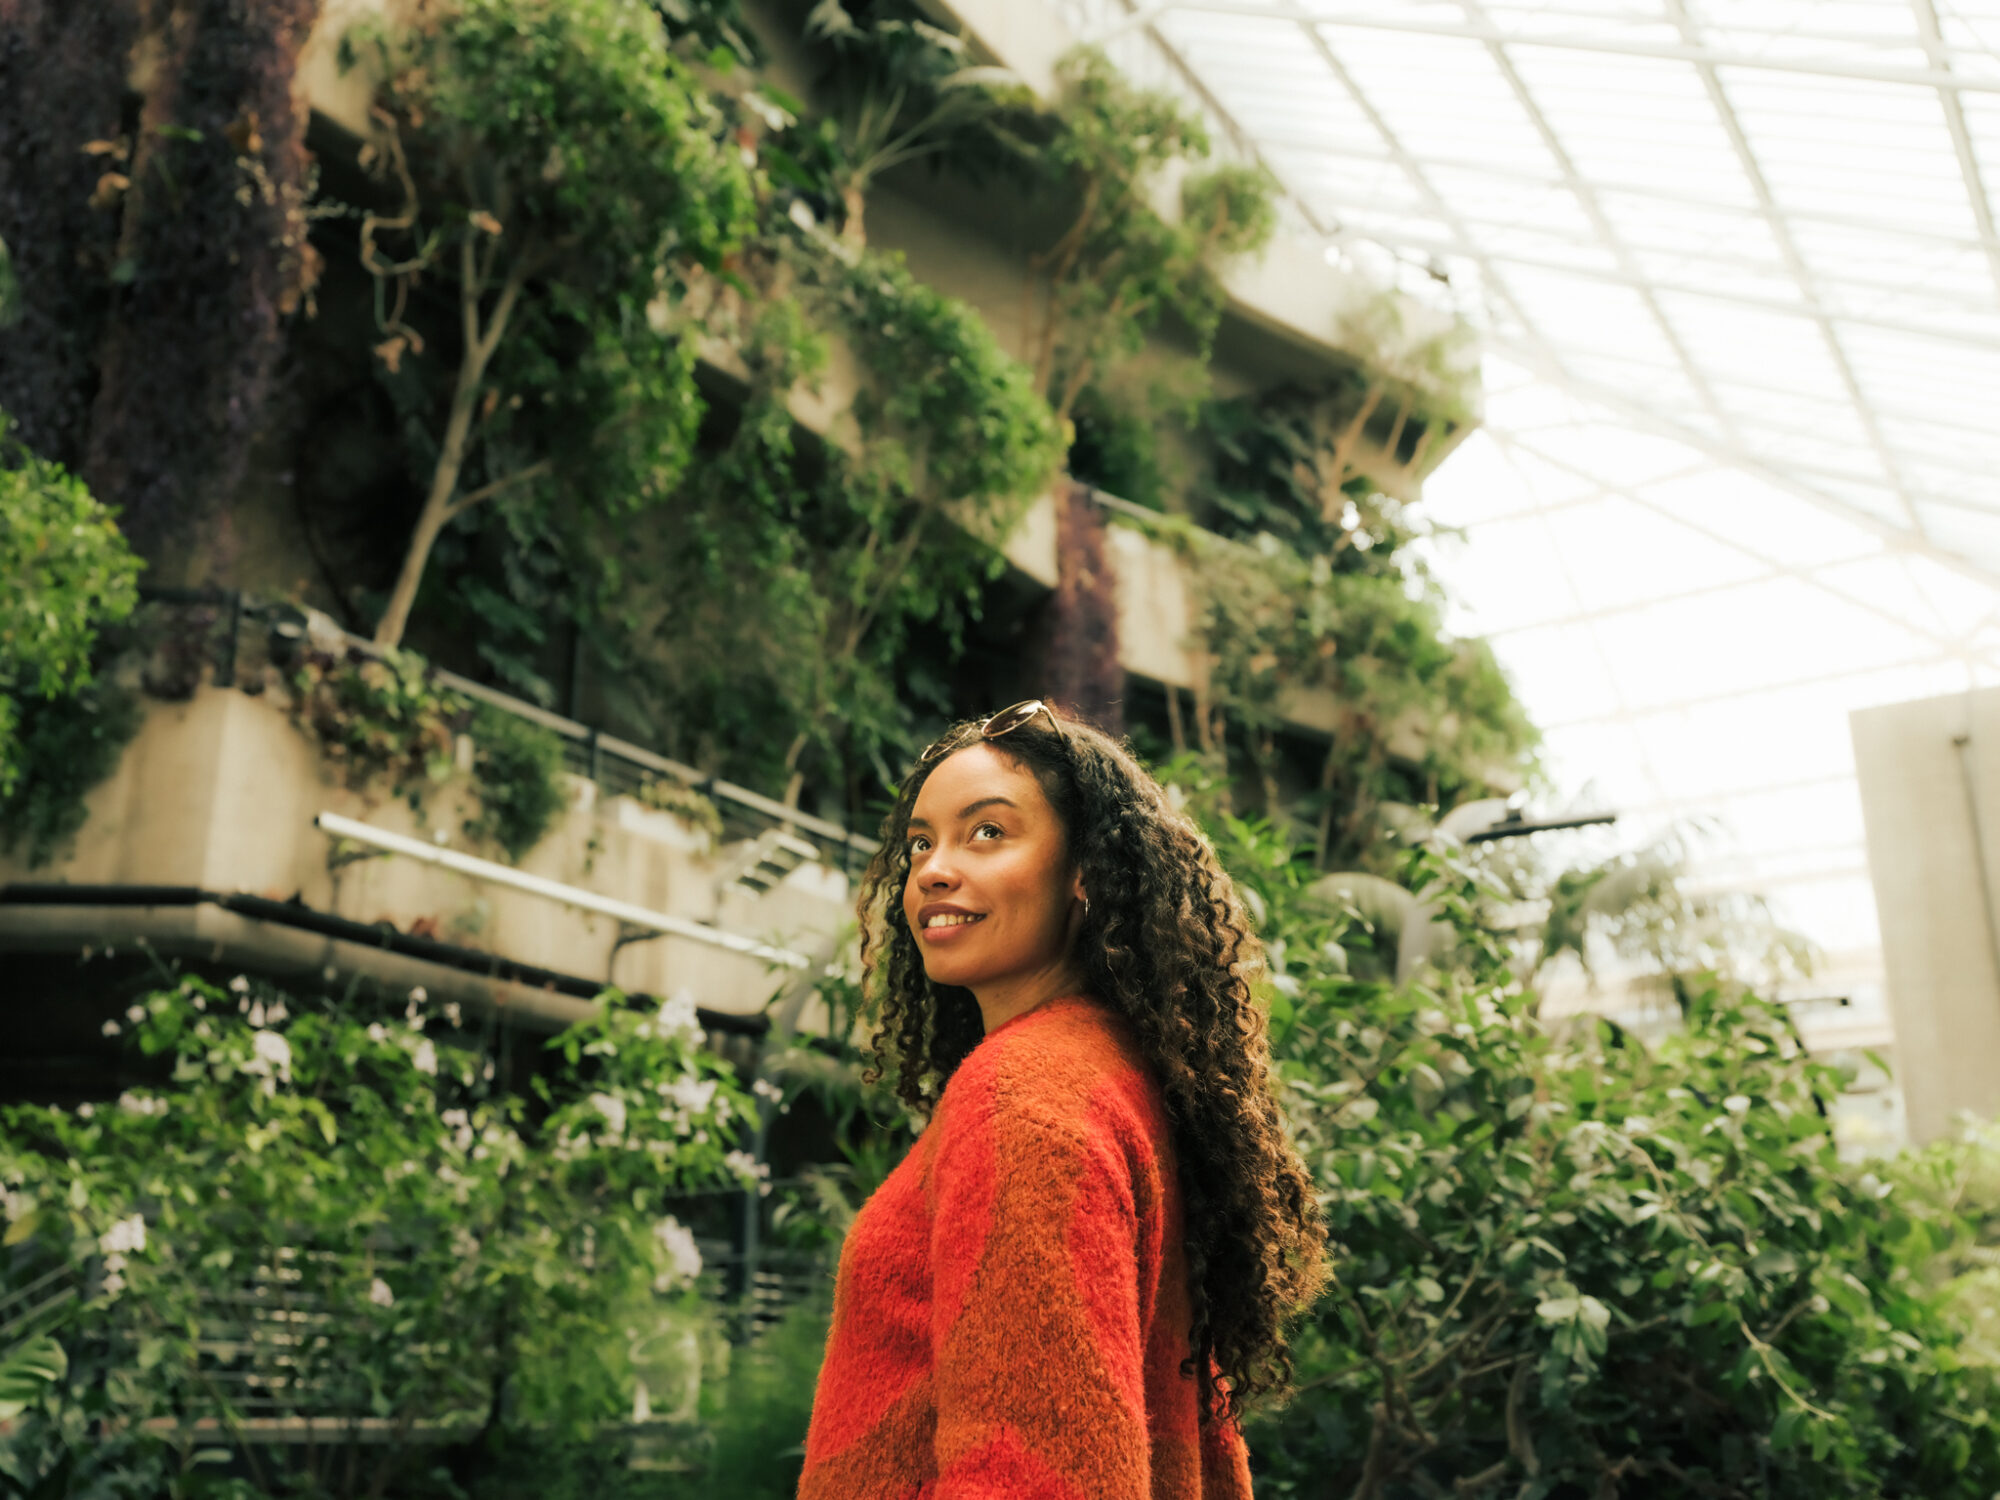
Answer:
[{"left": 918, "top": 699, "right": 1068, "bottom": 764}]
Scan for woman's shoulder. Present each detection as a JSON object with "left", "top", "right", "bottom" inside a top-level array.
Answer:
[{"left": 944, "top": 996, "right": 1164, "bottom": 1142}]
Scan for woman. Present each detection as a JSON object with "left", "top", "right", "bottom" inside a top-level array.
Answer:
[{"left": 799, "top": 701, "right": 1327, "bottom": 1498}]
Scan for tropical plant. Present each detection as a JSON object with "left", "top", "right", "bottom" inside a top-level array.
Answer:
[
  {"left": 793, "top": 0, "right": 1029, "bottom": 247},
  {"left": 1193, "top": 807, "right": 2000, "bottom": 1500},
  {"left": 0, "top": 976, "right": 753, "bottom": 1496},
  {"left": 339, "top": 0, "right": 757, "bottom": 648}
]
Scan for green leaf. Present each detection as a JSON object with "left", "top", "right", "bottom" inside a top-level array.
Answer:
[{"left": 0, "top": 1335, "right": 67, "bottom": 1420}]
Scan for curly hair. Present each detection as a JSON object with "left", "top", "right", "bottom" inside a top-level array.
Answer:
[{"left": 854, "top": 706, "right": 1329, "bottom": 1421}]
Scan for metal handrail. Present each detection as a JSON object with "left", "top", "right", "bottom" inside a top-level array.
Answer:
[{"left": 313, "top": 812, "right": 813, "bottom": 971}]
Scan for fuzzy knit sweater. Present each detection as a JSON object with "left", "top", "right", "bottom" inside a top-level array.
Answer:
[{"left": 798, "top": 995, "right": 1252, "bottom": 1500}]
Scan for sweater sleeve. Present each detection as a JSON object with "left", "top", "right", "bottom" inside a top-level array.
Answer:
[{"left": 928, "top": 1092, "right": 1154, "bottom": 1499}]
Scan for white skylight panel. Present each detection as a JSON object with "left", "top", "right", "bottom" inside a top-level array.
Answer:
[
  {"left": 1916, "top": 503, "right": 2000, "bottom": 570},
  {"left": 1938, "top": 5, "right": 2000, "bottom": 85},
  {"left": 1326, "top": 29, "right": 1558, "bottom": 168},
  {"left": 1700, "top": 779, "right": 1870, "bottom": 858},
  {"left": 1494, "top": 262, "right": 1681, "bottom": 361},
  {"left": 1476, "top": 619, "right": 1631, "bottom": 724},
  {"left": 1655, "top": 293, "right": 1850, "bottom": 397},
  {"left": 1945, "top": 91, "right": 2000, "bottom": 210},
  {"left": 1501, "top": 47, "right": 1746, "bottom": 195},
  {"left": 1815, "top": 552, "right": 2000, "bottom": 638},
  {"left": 1830, "top": 325, "right": 2000, "bottom": 420},
  {"left": 1615, "top": 696, "right": 1857, "bottom": 801},
  {"left": 1481, "top": 3, "right": 1683, "bottom": 48},
  {"left": 1719, "top": 71, "right": 1976, "bottom": 235},
  {"left": 1629, "top": 468, "right": 1886, "bottom": 565},
  {"left": 1541, "top": 495, "right": 1771, "bottom": 610},
  {"left": 1533, "top": 720, "right": 1659, "bottom": 807},
  {"left": 1793, "top": 475, "right": 1921, "bottom": 529},
  {"left": 1766, "top": 873, "right": 1883, "bottom": 954},
  {"left": 1689, "top": 0, "right": 1933, "bottom": 68},
  {"left": 1512, "top": 420, "right": 1710, "bottom": 489},
  {"left": 1586, "top": 576, "right": 1936, "bottom": 715}
]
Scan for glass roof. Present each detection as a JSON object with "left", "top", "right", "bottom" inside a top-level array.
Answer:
[{"left": 1047, "top": 0, "right": 2000, "bottom": 1050}]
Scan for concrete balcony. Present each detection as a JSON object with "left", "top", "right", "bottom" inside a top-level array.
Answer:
[{"left": 0, "top": 666, "right": 861, "bottom": 1034}]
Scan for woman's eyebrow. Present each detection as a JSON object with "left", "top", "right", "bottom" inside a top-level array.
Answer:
[{"left": 906, "top": 795, "right": 1019, "bottom": 832}]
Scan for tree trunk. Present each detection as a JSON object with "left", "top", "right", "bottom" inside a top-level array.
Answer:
[{"left": 372, "top": 378, "right": 480, "bottom": 647}]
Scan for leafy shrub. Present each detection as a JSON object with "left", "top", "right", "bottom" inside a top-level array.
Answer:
[
  {"left": 0, "top": 978, "right": 753, "bottom": 1496},
  {"left": 0, "top": 410, "right": 141, "bottom": 799},
  {"left": 463, "top": 703, "right": 570, "bottom": 861},
  {"left": 287, "top": 646, "right": 567, "bottom": 861},
  {"left": 0, "top": 673, "right": 142, "bottom": 868},
  {"left": 1204, "top": 811, "right": 2000, "bottom": 1499}
]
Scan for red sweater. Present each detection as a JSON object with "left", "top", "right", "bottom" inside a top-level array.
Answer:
[{"left": 799, "top": 995, "right": 1253, "bottom": 1499}]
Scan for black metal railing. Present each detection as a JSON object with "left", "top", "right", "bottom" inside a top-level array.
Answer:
[{"left": 132, "top": 587, "right": 879, "bottom": 876}]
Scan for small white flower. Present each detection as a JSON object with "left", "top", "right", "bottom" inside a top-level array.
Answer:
[
  {"left": 412, "top": 1040, "right": 438, "bottom": 1077},
  {"left": 666, "top": 1073, "right": 718, "bottom": 1116},
  {"left": 229, "top": 975, "right": 251, "bottom": 994},
  {"left": 116, "top": 1092, "right": 166, "bottom": 1117},
  {"left": 652, "top": 991, "right": 703, "bottom": 1044},
  {"left": 248, "top": 1001, "right": 266, "bottom": 1028},
  {"left": 368, "top": 1277, "right": 395, "bottom": 1308},
  {"left": 653, "top": 1216, "right": 702, "bottom": 1283},
  {"left": 367, "top": 1023, "right": 387, "bottom": 1044},
  {"left": 252, "top": 1030, "right": 292, "bottom": 1083},
  {"left": 443, "top": 1002, "right": 462, "bottom": 1028},
  {"left": 125, "top": 1003, "right": 146, "bottom": 1024},
  {"left": 266, "top": 1000, "right": 288, "bottom": 1025},
  {"left": 101, "top": 1270, "right": 125, "bottom": 1297},
  {"left": 751, "top": 1077, "right": 782, "bottom": 1101},
  {"left": 409, "top": 986, "right": 427, "bottom": 1004},
  {"left": 99, "top": 1213, "right": 146, "bottom": 1256},
  {"left": 76, "top": 1102, "right": 95, "bottom": 1119},
  {"left": 101, "top": 1020, "right": 121, "bottom": 1037},
  {"left": 723, "top": 1149, "right": 769, "bottom": 1182},
  {"left": 589, "top": 1092, "right": 627, "bottom": 1137}
]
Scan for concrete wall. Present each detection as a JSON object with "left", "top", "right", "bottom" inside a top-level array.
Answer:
[
  {"left": 0, "top": 688, "right": 850, "bottom": 1025},
  {"left": 1851, "top": 686, "right": 2000, "bottom": 1143}
]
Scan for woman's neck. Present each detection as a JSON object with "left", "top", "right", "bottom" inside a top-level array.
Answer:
[{"left": 973, "top": 963, "right": 1086, "bottom": 1036}]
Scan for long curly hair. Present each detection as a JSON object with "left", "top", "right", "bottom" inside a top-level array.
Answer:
[{"left": 854, "top": 706, "right": 1328, "bottom": 1421}]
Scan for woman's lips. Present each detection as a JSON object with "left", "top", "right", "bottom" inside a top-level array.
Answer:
[{"left": 919, "top": 914, "right": 986, "bottom": 944}]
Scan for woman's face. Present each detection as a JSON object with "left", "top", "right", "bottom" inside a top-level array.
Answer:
[{"left": 901, "top": 742, "right": 1081, "bottom": 996}]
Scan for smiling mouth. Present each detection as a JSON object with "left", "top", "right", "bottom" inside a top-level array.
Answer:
[{"left": 923, "top": 913, "right": 986, "bottom": 930}]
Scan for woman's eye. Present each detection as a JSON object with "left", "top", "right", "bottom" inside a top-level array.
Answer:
[
  {"left": 972, "top": 823, "right": 1002, "bottom": 841},
  {"left": 907, "top": 836, "right": 930, "bottom": 854}
]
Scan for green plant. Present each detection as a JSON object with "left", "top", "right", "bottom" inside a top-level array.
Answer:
[
  {"left": 1189, "top": 808, "right": 2000, "bottom": 1499},
  {"left": 0, "top": 411, "right": 142, "bottom": 799},
  {"left": 0, "top": 673, "right": 143, "bottom": 869},
  {"left": 287, "top": 646, "right": 567, "bottom": 860},
  {"left": 1015, "top": 48, "right": 1277, "bottom": 428},
  {"left": 341, "top": 0, "right": 757, "bottom": 648},
  {"left": 636, "top": 775, "right": 726, "bottom": 843},
  {"left": 289, "top": 645, "right": 463, "bottom": 803},
  {"left": 1151, "top": 516, "right": 1536, "bottom": 866},
  {"left": 0, "top": 977, "right": 754, "bottom": 1496},
  {"left": 793, "top": 0, "right": 1030, "bottom": 247},
  {"left": 693, "top": 1293, "right": 832, "bottom": 1498},
  {"left": 462, "top": 703, "right": 570, "bottom": 861}
]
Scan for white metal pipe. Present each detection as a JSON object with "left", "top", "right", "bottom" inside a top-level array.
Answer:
[{"left": 312, "top": 811, "right": 811, "bottom": 970}]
